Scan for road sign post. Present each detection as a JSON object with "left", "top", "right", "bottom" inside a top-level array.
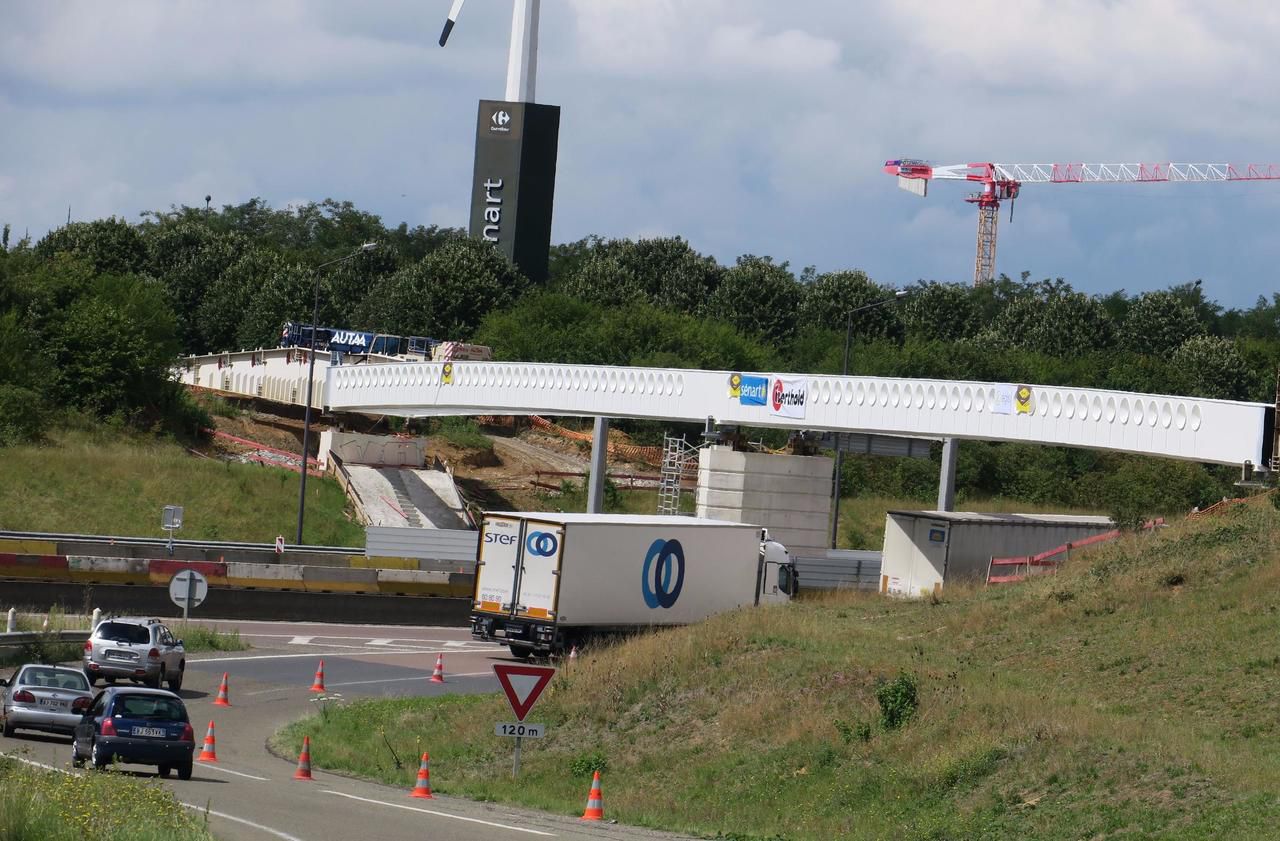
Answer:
[
  {"left": 493, "top": 663, "right": 555, "bottom": 778},
  {"left": 168, "top": 569, "right": 208, "bottom": 620},
  {"left": 161, "top": 505, "right": 184, "bottom": 558}
]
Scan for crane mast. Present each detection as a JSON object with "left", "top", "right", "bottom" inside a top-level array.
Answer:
[{"left": 884, "top": 160, "right": 1280, "bottom": 285}]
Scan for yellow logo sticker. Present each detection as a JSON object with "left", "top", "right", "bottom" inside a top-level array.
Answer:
[
  {"left": 728, "top": 373, "right": 742, "bottom": 398},
  {"left": 442, "top": 362, "right": 454, "bottom": 385},
  {"left": 1015, "top": 385, "right": 1033, "bottom": 414}
]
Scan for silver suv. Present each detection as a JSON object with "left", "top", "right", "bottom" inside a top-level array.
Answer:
[{"left": 83, "top": 618, "right": 185, "bottom": 692}]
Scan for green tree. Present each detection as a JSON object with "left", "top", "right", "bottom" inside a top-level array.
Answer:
[
  {"left": 798, "top": 270, "right": 904, "bottom": 343},
  {"left": 142, "top": 222, "right": 249, "bottom": 353},
  {"left": 899, "top": 282, "right": 981, "bottom": 342},
  {"left": 35, "top": 218, "right": 147, "bottom": 276},
  {"left": 706, "top": 255, "right": 802, "bottom": 345},
  {"left": 362, "top": 239, "right": 528, "bottom": 339},
  {"left": 44, "top": 273, "right": 180, "bottom": 420},
  {"left": 1121, "top": 290, "right": 1205, "bottom": 355},
  {"left": 1170, "top": 335, "right": 1253, "bottom": 400},
  {"left": 557, "top": 236, "right": 721, "bottom": 315},
  {"left": 981, "top": 289, "right": 1115, "bottom": 357}
]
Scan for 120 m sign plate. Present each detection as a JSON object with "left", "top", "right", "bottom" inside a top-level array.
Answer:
[{"left": 495, "top": 722, "right": 545, "bottom": 738}]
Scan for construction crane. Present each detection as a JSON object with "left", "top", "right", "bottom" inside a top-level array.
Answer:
[{"left": 884, "top": 159, "right": 1280, "bottom": 285}]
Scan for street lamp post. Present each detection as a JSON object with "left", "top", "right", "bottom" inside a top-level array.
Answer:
[
  {"left": 829, "top": 289, "right": 911, "bottom": 549},
  {"left": 295, "top": 242, "right": 378, "bottom": 545}
]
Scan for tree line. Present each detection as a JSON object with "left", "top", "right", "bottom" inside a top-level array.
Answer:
[{"left": 1, "top": 200, "right": 1276, "bottom": 520}]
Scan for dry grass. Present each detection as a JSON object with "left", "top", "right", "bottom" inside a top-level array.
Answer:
[
  {"left": 279, "top": 500, "right": 1280, "bottom": 839},
  {"left": 0, "top": 429, "right": 363, "bottom": 544}
]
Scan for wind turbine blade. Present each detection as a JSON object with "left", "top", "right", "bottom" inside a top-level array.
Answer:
[{"left": 439, "top": 0, "right": 467, "bottom": 46}]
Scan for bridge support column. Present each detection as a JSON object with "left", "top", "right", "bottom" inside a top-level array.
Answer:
[
  {"left": 937, "top": 437, "right": 957, "bottom": 512},
  {"left": 586, "top": 417, "right": 609, "bottom": 513}
]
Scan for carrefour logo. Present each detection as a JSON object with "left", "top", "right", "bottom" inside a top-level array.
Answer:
[
  {"left": 641, "top": 538, "right": 685, "bottom": 609},
  {"left": 526, "top": 531, "right": 558, "bottom": 557}
]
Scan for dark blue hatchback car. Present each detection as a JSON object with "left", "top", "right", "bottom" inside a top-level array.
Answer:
[{"left": 72, "top": 686, "right": 195, "bottom": 779}]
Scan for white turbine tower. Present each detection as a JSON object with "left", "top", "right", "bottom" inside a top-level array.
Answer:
[{"left": 439, "top": 0, "right": 541, "bottom": 103}]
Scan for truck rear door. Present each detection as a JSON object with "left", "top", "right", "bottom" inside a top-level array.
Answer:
[
  {"left": 473, "top": 515, "right": 523, "bottom": 614},
  {"left": 514, "top": 518, "right": 564, "bottom": 620}
]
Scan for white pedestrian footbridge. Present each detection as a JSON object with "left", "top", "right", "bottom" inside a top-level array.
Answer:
[{"left": 179, "top": 349, "right": 1275, "bottom": 469}]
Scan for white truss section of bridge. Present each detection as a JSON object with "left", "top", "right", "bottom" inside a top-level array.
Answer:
[{"left": 179, "top": 349, "right": 1270, "bottom": 468}]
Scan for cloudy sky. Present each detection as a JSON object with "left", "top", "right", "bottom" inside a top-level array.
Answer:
[{"left": 3, "top": 0, "right": 1278, "bottom": 308}]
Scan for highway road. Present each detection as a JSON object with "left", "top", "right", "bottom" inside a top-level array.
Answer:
[{"left": 2, "top": 618, "right": 694, "bottom": 841}]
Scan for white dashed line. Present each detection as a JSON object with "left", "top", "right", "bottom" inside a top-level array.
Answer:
[
  {"left": 179, "top": 803, "right": 306, "bottom": 841},
  {"left": 320, "top": 790, "right": 556, "bottom": 837},
  {"left": 197, "top": 762, "right": 270, "bottom": 781}
]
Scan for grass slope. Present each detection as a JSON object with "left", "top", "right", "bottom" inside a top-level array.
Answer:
[
  {"left": 277, "top": 498, "right": 1280, "bottom": 840},
  {"left": 0, "top": 758, "right": 213, "bottom": 840},
  {"left": 0, "top": 429, "right": 363, "bottom": 545}
]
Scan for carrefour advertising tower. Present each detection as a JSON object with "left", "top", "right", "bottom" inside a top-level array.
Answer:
[{"left": 441, "top": 0, "right": 560, "bottom": 284}]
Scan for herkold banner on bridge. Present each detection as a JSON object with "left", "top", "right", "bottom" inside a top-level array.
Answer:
[{"left": 769, "top": 376, "right": 807, "bottom": 419}]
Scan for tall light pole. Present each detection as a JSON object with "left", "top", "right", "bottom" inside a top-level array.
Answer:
[
  {"left": 829, "top": 289, "right": 912, "bottom": 549},
  {"left": 295, "top": 242, "right": 378, "bottom": 545}
]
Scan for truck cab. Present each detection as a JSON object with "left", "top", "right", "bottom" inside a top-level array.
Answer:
[{"left": 758, "top": 535, "right": 799, "bottom": 604}]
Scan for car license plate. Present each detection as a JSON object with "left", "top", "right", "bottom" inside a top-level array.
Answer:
[
  {"left": 131, "top": 726, "right": 166, "bottom": 737},
  {"left": 493, "top": 628, "right": 506, "bottom": 637},
  {"left": 39, "top": 699, "right": 63, "bottom": 709},
  {"left": 107, "top": 651, "right": 136, "bottom": 662}
]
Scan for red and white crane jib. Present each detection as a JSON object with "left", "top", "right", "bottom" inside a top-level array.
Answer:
[{"left": 885, "top": 159, "right": 1280, "bottom": 188}]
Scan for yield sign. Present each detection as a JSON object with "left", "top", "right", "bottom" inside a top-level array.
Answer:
[{"left": 493, "top": 664, "right": 555, "bottom": 722}]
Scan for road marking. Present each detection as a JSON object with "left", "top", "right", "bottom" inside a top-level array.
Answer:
[
  {"left": 367, "top": 638, "right": 397, "bottom": 646},
  {"left": 198, "top": 762, "right": 270, "bottom": 781},
  {"left": 326, "top": 672, "right": 496, "bottom": 688},
  {"left": 320, "top": 790, "right": 556, "bottom": 837},
  {"left": 245, "top": 670, "right": 496, "bottom": 695},
  {"left": 191, "top": 649, "right": 428, "bottom": 664},
  {"left": 287, "top": 636, "right": 315, "bottom": 645},
  {"left": 180, "top": 803, "right": 305, "bottom": 841},
  {"left": 4, "top": 753, "right": 64, "bottom": 773}
]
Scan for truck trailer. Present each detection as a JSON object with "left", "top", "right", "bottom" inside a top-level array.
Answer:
[{"left": 470, "top": 513, "right": 798, "bottom": 657}]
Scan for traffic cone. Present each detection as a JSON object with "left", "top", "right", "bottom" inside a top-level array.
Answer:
[
  {"left": 580, "top": 770, "right": 604, "bottom": 821},
  {"left": 310, "top": 660, "right": 326, "bottom": 692},
  {"left": 213, "top": 673, "right": 231, "bottom": 707},
  {"left": 430, "top": 654, "right": 445, "bottom": 684},
  {"left": 293, "top": 736, "right": 313, "bottom": 781},
  {"left": 197, "top": 721, "right": 218, "bottom": 762},
  {"left": 409, "top": 752, "right": 433, "bottom": 799}
]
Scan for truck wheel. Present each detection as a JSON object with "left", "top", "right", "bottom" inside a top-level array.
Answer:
[{"left": 508, "top": 644, "right": 533, "bottom": 660}]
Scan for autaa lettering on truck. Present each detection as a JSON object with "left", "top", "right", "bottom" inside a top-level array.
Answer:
[{"left": 482, "top": 178, "right": 503, "bottom": 242}]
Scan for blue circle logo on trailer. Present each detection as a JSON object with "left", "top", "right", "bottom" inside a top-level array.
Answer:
[
  {"left": 526, "top": 531, "right": 558, "bottom": 557},
  {"left": 642, "top": 539, "right": 685, "bottom": 609}
]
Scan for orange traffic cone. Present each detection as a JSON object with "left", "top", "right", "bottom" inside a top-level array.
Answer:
[
  {"left": 409, "top": 752, "right": 433, "bottom": 799},
  {"left": 310, "top": 660, "right": 326, "bottom": 692},
  {"left": 197, "top": 721, "right": 218, "bottom": 762},
  {"left": 430, "top": 654, "right": 445, "bottom": 684},
  {"left": 581, "top": 770, "right": 604, "bottom": 821},
  {"left": 293, "top": 736, "right": 313, "bottom": 781},
  {"left": 212, "top": 673, "right": 231, "bottom": 707}
]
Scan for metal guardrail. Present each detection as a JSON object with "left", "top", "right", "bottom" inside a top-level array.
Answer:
[
  {"left": 0, "top": 630, "right": 87, "bottom": 649},
  {"left": 0, "top": 530, "right": 359, "bottom": 556}
]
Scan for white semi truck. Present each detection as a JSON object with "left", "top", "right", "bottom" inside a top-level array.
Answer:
[{"left": 470, "top": 512, "right": 798, "bottom": 657}]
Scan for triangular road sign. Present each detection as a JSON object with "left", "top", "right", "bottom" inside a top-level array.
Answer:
[{"left": 493, "top": 664, "right": 556, "bottom": 722}]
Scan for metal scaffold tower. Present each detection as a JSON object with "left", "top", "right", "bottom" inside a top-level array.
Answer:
[{"left": 657, "top": 434, "right": 701, "bottom": 515}]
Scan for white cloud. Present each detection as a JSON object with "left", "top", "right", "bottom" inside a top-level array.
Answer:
[{"left": 1, "top": 1, "right": 1279, "bottom": 307}]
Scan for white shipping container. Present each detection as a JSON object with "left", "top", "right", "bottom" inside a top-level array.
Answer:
[{"left": 880, "top": 510, "right": 1114, "bottom": 598}]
